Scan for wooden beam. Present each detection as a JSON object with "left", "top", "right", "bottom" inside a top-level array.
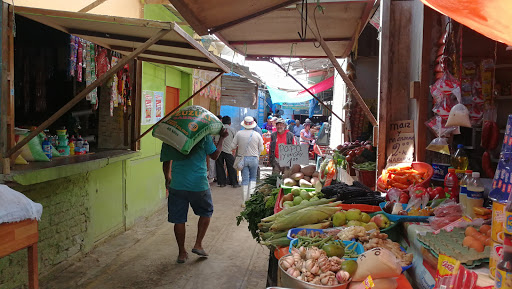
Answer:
[
  {"left": 342, "top": 0, "right": 377, "bottom": 57},
  {"left": 304, "top": 13, "right": 378, "bottom": 127},
  {"left": 1, "top": 3, "right": 8, "bottom": 173},
  {"left": 208, "top": 0, "right": 299, "bottom": 34},
  {"left": 78, "top": 0, "right": 108, "bottom": 13},
  {"left": 136, "top": 72, "right": 223, "bottom": 141},
  {"left": 5, "top": 28, "right": 171, "bottom": 158},
  {"left": 132, "top": 60, "right": 142, "bottom": 151},
  {"left": 410, "top": 81, "right": 420, "bottom": 99},
  {"left": 416, "top": 6, "right": 434, "bottom": 162},
  {"left": 229, "top": 38, "right": 351, "bottom": 45},
  {"left": 245, "top": 55, "right": 339, "bottom": 60},
  {"left": 144, "top": 0, "right": 171, "bottom": 4},
  {"left": 137, "top": 57, "right": 222, "bottom": 72},
  {"left": 67, "top": 28, "right": 194, "bottom": 49},
  {"left": 168, "top": 0, "right": 209, "bottom": 35},
  {"left": 377, "top": 0, "right": 390, "bottom": 174},
  {"left": 270, "top": 58, "right": 344, "bottom": 124},
  {"left": 110, "top": 45, "right": 210, "bottom": 62}
]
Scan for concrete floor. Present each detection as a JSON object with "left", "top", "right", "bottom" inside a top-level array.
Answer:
[{"left": 41, "top": 184, "right": 269, "bottom": 289}]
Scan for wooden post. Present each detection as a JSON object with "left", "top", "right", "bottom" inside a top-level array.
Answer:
[
  {"left": 5, "top": 28, "right": 171, "bottom": 158},
  {"left": 28, "top": 243, "right": 38, "bottom": 289},
  {"left": 269, "top": 58, "right": 344, "bottom": 124},
  {"left": 416, "top": 7, "right": 434, "bottom": 162},
  {"left": 304, "top": 14, "right": 377, "bottom": 127},
  {"left": 136, "top": 72, "right": 224, "bottom": 141}
]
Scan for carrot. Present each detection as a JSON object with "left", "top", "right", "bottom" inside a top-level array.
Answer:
[
  {"left": 390, "top": 180, "right": 409, "bottom": 189},
  {"left": 392, "top": 175, "right": 409, "bottom": 185}
]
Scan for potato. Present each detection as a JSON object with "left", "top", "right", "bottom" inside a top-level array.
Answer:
[
  {"left": 283, "top": 178, "right": 296, "bottom": 187},
  {"left": 282, "top": 169, "right": 292, "bottom": 179},
  {"left": 311, "top": 171, "right": 319, "bottom": 178},
  {"left": 303, "top": 176, "right": 311, "bottom": 182},
  {"left": 301, "top": 165, "right": 317, "bottom": 177},
  {"left": 299, "top": 179, "right": 313, "bottom": 188},
  {"left": 291, "top": 164, "right": 302, "bottom": 174},
  {"left": 291, "top": 172, "right": 304, "bottom": 181}
]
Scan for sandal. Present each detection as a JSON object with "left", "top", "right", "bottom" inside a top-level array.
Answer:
[
  {"left": 176, "top": 253, "right": 188, "bottom": 264},
  {"left": 191, "top": 248, "right": 209, "bottom": 257}
]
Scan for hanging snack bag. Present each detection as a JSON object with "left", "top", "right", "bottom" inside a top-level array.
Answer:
[
  {"left": 152, "top": 105, "right": 223, "bottom": 155},
  {"left": 446, "top": 103, "right": 472, "bottom": 127}
]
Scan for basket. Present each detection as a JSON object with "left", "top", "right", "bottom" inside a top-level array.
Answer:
[
  {"left": 354, "top": 169, "right": 376, "bottom": 189},
  {"left": 346, "top": 162, "right": 356, "bottom": 176}
]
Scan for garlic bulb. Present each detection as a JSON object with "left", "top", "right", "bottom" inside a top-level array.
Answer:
[
  {"left": 281, "top": 255, "right": 295, "bottom": 271},
  {"left": 335, "top": 270, "right": 351, "bottom": 283},
  {"left": 287, "top": 267, "right": 300, "bottom": 278}
]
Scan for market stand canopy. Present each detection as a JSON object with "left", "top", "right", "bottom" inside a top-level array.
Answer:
[
  {"left": 169, "top": 0, "right": 376, "bottom": 58},
  {"left": 14, "top": 6, "right": 229, "bottom": 72},
  {"left": 420, "top": 0, "right": 512, "bottom": 46}
]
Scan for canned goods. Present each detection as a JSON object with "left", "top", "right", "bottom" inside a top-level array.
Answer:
[
  {"left": 494, "top": 201, "right": 507, "bottom": 243},
  {"left": 491, "top": 240, "right": 504, "bottom": 279}
]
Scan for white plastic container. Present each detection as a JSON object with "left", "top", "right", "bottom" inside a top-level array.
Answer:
[{"left": 466, "top": 172, "right": 485, "bottom": 218}]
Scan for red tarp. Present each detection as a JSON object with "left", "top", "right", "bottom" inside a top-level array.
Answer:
[
  {"left": 296, "top": 76, "right": 334, "bottom": 98},
  {"left": 421, "top": 0, "right": 512, "bottom": 45}
]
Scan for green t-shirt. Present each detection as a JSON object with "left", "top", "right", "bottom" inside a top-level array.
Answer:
[{"left": 160, "top": 135, "right": 217, "bottom": 192}]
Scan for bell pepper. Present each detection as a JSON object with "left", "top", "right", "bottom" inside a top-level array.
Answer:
[
  {"left": 410, "top": 186, "right": 427, "bottom": 198},
  {"left": 399, "top": 192, "right": 410, "bottom": 204}
]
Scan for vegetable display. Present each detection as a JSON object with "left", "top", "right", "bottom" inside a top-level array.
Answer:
[
  {"left": 377, "top": 165, "right": 429, "bottom": 191},
  {"left": 321, "top": 181, "right": 385, "bottom": 205},
  {"left": 353, "top": 162, "right": 376, "bottom": 171}
]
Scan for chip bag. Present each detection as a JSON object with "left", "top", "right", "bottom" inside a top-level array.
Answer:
[
  {"left": 434, "top": 254, "right": 477, "bottom": 289},
  {"left": 152, "top": 105, "right": 223, "bottom": 155}
]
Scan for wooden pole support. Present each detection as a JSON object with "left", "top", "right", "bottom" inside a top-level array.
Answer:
[
  {"left": 2, "top": 158, "right": 10, "bottom": 174},
  {"left": 304, "top": 13, "right": 378, "bottom": 127},
  {"left": 269, "top": 58, "right": 344, "bottom": 124},
  {"left": 5, "top": 28, "right": 171, "bottom": 158},
  {"left": 136, "top": 72, "right": 224, "bottom": 141}
]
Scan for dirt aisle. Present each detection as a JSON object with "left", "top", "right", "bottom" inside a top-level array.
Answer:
[{"left": 41, "top": 185, "right": 269, "bottom": 289}]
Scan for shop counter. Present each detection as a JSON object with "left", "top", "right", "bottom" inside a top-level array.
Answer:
[{"left": 0, "top": 150, "right": 140, "bottom": 185}]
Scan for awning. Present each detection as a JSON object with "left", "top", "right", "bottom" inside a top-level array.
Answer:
[
  {"left": 14, "top": 6, "right": 229, "bottom": 72},
  {"left": 169, "top": 0, "right": 377, "bottom": 58},
  {"left": 420, "top": 0, "right": 512, "bottom": 46},
  {"left": 297, "top": 75, "right": 334, "bottom": 98}
]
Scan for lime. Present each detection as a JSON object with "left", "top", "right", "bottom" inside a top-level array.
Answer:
[
  {"left": 341, "top": 260, "right": 358, "bottom": 277},
  {"left": 293, "top": 196, "right": 303, "bottom": 206}
]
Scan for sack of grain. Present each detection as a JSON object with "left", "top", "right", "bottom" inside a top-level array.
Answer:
[{"left": 152, "top": 105, "right": 222, "bottom": 155}]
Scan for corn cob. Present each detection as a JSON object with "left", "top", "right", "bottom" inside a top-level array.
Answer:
[
  {"left": 261, "top": 198, "right": 337, "bottom": 223},
  {"left": 270, "top": 206, "right": 340, "bottom": 232}
]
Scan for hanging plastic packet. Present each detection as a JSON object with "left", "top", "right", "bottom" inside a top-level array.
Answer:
[
  {"left": 446, "top": 103, "right": 472, "bottom": 127},
  {"left": 110, "top": 56, "right": 119, "bottom": 108},
  {"left": 77, "top": 38, "right": 83, "bottom": 82},
  {"left": 426, "top": 116, "right": 451, "bottom": 155}
]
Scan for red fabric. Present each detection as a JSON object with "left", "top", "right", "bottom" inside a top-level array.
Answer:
[
  {"left": 296, "top": 76, "right": 334, "bottom": 98},
  {"left": 421, "top": 0, "right": 512, "bottom": 45},
  {"left": 274, "top": 131, "right": 288, "bottom": 159}
]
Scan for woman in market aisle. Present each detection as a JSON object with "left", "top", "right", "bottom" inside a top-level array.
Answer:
[
  {"left": 300, "top": 119, "right": 316, "bottom": 151},
  {"left": 231, "top": 116, "right": 264, "bottom": 207}
]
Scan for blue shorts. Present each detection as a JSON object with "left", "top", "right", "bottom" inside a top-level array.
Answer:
[{"left": 168, "top": 188, "right": 214, "bottom": 224}]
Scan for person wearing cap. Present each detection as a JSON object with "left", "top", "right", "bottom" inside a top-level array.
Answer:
[
  {"left": 215, "top": 116, "right": 239, "bottom": 188},
  {"left": 269, "top": 118, "right": 297, "bottom": 174},
  {"left": 300, "top": 119, "right": 315, "bottom": 150},
  {"left": 231, "top": 116, "right": 264, "bottom": 207},
  {"left": 262, "top": 115, "right": 274, "bottom": 131},
  {"left": 292, "top": 119, "right": 304, "bottom": 138}
]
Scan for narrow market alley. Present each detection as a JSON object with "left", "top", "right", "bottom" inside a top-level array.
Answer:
[{"left": 39, "top": 184, "right": 269, "bottom": 289}]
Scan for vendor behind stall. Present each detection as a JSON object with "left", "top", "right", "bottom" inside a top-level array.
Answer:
[{"left": 269, "top": 118, "right": 296, "bottom": 174}]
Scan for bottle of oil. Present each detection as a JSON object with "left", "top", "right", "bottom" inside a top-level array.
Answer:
[{"left": 451, "top": 144, "right": 469, "bottom": 171}]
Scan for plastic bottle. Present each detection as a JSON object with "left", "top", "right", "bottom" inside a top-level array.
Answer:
[
  {"left": 42, "top": 138, "right": 52, "bottom": 160},
  {"left": 459, "top": 170, "right": 473, "bottom": 216},
  {"left": 70, "top": 135, "right": 76, "bottom": 144},
  {"left": 466, "top": 172, "right": 485, "bottom": 218},
  {"left": 76, "top": 135, "right": 83, "bottom": 149},
  {"left": 451, "top": 144, "right": 469, "bottom": 171},
  {"left": 69, "top": 141, "right": 75, "bottom": 155},
  {"left": 496, "top": 192, "right": 512, "bottom": 285},
  {"left": 444, "top": 167, "right": 459, "bottom": 201},
  {"left": 83, "top": 140, "right": 89, "bottom": 153}
]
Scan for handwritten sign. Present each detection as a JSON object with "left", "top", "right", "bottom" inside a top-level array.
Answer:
[
  {"left": 278, "top": 144, "right": 309, "bottom": 167},
  {"left": 386, "top": 120, "right": 415, "bottom": 165}
]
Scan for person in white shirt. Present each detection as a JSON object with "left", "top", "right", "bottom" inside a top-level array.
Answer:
[
  {"left": 231, "top": 116, "right": 264, "bottom": 207},
  {"left": 215, "top": 116, "right": 239, "bottom": 188}
]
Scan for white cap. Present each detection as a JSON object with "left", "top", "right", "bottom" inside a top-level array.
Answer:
[{"left": 472, "top": 172, "right": 480, "bottom": 178}]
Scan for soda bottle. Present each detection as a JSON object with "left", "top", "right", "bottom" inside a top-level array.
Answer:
[
  {"left": 466, "top": 172, "right": 484, "bottom": 218},
  {"left": 42, "top": 138, "right": 52, "bottom": 160},
  {"left": 83, "top": 140, "right": 89, "bottom": 153},
  {"left": 444, "top": 167, "right": 459, "bottom": 201},
  {"left": 76, "top": 135, "right": 83, "bottom": 148},
  {"left": 459, "top": 170, "right": 473, "bottom": 216},
  {"left": 451, "top": 144, "right": 469, "bottom": 171}
]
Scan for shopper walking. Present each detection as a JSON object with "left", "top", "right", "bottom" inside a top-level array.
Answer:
[
  {"left": 269, "top": 118, "right": 296, "bottom": 174},
  {"left": 231, "top": 116, "right": 264, "bottom": 207},
  {"left": 215, "top": 116, "right": 239, "bottom": 188},
  {"left": 161, "top": 128, "right": 229, "bottom": 264},
  {"left": 300, "top": 119, "right": 315, "bottom": 150}
]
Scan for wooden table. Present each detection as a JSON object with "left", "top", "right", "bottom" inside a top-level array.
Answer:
[{"left": 0, "top": 219, "right": 39, "bottom": 289}]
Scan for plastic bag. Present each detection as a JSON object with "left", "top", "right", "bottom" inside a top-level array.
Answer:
[
  {"left": 16, "top": 133, "right": 50, "bottom": 162},
  {"left": 0, "top": 184, "right": 43, "bottom": 224},
  {"left": 446, "top": 103, "right": 472, "bottom": 127},
  {"left": 426, "top": 116, "right": 453, "bottom": 155},
  {"left": 433, "top": 199, "right": 463, "bottom": 217},
  {"left": 434, "top": 255, "right": 478, "bottom": 289},
  {"left": 386, "top": 187, "right": 402, "bottom": 203},
  {"left": 430, "top": 70, "right": 462, "bottom": 105},
  {"left": 152, "top": 105, "right": 223, "bottom": 155}
]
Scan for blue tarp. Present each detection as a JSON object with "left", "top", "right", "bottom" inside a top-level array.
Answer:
[{"left": 267, "top": 85, "right": 313, "bottom": 104}]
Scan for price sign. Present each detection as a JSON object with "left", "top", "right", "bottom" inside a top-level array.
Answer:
[
  {"left": 386, "top": 120, "right": 415, "bottom": 165},
  {"left": 278, "top": 144, "right": 309, "bottom": 167}
]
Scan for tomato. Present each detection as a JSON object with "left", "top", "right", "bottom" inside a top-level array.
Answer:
[
  {"left": 399, "top": 192, "right": 410, "bottom": 203},
  {"left": 346, "top": 155, "right": 354, "bottom": 163},
  {"left": 365, "top": 144, "right": 373, "bottom": 151},
  {"left": 427, "top": 187, "right": 437, "bottom": 200},
  {"left": 410, "top": 186, "right": 427, "bottom": 198},
  {"left": 347, "top": 151, "right": 356, "bottom": 158},
  {"left": 433, "top": 187, "right": 445, "bottom": 198}
]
